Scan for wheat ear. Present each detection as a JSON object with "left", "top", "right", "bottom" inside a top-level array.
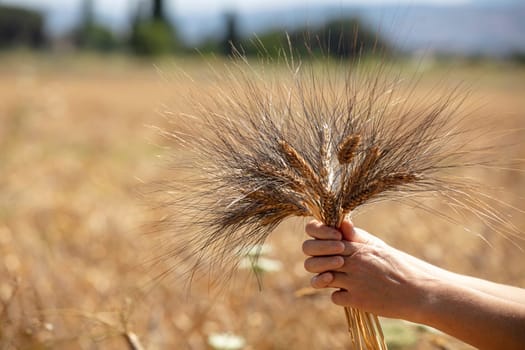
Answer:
[{"left": 156, "top": 49, "right": 496, "bottom": 350}]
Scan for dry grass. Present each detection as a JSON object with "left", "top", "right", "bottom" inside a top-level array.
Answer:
[
  {"left": 154, "top": 53, "right": 490, "bottom": 349},
  {"left": 0, "top": 53, "right": 524, "bottom": 349}
]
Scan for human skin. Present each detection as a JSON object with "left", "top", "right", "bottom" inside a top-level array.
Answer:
[{"left": 302, "top": 219, "right": 525, "bottom": 350}]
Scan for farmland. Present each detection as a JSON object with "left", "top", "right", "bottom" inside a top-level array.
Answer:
[{"left": 0, "top": 53, "right": 524, "bottom": 349}]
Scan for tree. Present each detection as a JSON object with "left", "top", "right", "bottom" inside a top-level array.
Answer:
[
  {"left": 0, "top": 5, "right": 46, "bottom": 49},
  {"left": 153, "top": 0, "right": 165, "bottom": 22},
  {"left": 74, "top": 0, "right": 118, "bottom": 52},
  {"left": 237, "top": 16, "right": 391, "bottom": 59},
  {"left": 318, "top": 18, "right": 388, "bottom": 58},
  {"left": 221, "top": 12, "right": 240, "bottom": 57},
  {"left": 128, "top": 0, "right": 179, "bottom": 56}
]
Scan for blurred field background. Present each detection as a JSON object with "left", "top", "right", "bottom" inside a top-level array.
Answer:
[{"left": 1, "top": 0, "right": 525, "bottom": 349}]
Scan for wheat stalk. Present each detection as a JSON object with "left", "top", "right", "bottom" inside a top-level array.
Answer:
[{"left": 151, "top": 50, "right": 517, "bottom": 349}]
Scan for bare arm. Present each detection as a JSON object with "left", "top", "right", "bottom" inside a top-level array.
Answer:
[
  {"left": 302, "top": 220, "right": 525, "bottom": 350},
  {"left": 391, "top": 244, "right": 525, "bottom": 305},
  {"left": 419, "top": 277, "right": 525, "bottom": 350},
  {"left": 446, "top": 272, "right": 525, "bottom": 305}
]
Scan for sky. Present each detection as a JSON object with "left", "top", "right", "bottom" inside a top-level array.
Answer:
[
  {"left": 1, "top": 0, "right": 473, "bottom": 16},
  {"left": 1, "top": 0, "right": 522, "bottom": 55},
  {"left": 0, "top": 0, "right": 507, "bottom": 37}
]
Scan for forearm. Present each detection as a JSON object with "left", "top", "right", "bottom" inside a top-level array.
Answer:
[
  {"left": 399, "top": 249, "right": 525, "bottom": 305},
  {"left": 448, "top": 273, "right": 525, "bottom": 305},
  {"left": 413, "top": 277, "right": 525, "bottom": 350}
]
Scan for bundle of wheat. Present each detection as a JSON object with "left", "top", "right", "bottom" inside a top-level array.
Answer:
[{"left": 152, "top": 50, "right": 514, "bottom": 349}]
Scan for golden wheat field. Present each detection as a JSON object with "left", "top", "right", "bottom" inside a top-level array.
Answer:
[{"left": 0, "top": 52, "right": 524, "bottom": 349}]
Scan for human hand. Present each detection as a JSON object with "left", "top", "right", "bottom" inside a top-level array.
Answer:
[
  {"left": 303, "top": 220, "right": 525, "bottom": 350},
  {"left": 303, "top": 219, "right": 433, "bottom": 321}
]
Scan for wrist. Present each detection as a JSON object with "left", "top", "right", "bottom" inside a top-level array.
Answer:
[{"left": 378, "top": 247, "right": 447, "bottom": 323}]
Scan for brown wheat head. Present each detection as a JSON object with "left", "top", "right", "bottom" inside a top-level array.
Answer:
[{"left": 149, "top": 49, "right": 522, "bottom": 349}]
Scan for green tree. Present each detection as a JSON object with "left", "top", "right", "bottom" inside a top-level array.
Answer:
[
  {"left": 129, "top": 0, "right": 179, "bottom": 56},
  {"left": 221, "top": 12, "right": 241, "bottom": 57},
  {"left": 74, "top": 0, "right": 119, "bottom": 52},
  {"left": 0, "top": 5, "right": 46, "bottom": 49},
  {"left": 237, "top": 16, "right": 391, "bottom": 60},
  {"left": 303, "top": 17, "right": 389, "bottom": 58},
  {"left": 153, "top": 0, "right": 165, "bottom": 21}
]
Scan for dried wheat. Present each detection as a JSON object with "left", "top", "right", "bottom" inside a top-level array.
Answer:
[{"left": 150, "top": 48, "right": 519, "bottom": 350}]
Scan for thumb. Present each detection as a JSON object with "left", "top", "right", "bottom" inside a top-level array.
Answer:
[{"left": 339, "top": 219, "right": 380, "bottom": 245}]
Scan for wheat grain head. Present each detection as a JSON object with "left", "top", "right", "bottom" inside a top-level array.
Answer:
[{"left": 148, "top": 50, "right": 509, "bottom": 290}]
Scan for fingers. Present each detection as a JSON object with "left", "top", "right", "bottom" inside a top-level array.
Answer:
[
  {"left": 311, "top": 271, "right": 349, "bottom": 289},
  {"left": 305, "top": 219, "right": 381, "bottom": 246},
  {"left": 305, "top": 220, "right": 342, "bottom": 240},
  {"left": 304, "top": 255, "right": 344, "bottom": 273},
  {"left": 302, "top": 239, "right": 345, "bottom": 256},
  {"left": 310, "top": 272, "right": 334, "bottom": 288},
  {"left": 311, "top": 274, "right": 357, "bottom": 307},
  {"left": 305, "top": 219, "right": 371, "bottom": 244},
  {"left": 303, "top": 238, "right": 361, "bottom": 257}
]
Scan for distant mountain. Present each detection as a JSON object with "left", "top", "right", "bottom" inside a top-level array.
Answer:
[{"left": 176, "top": 3, "right": 525, "bottom": 56}]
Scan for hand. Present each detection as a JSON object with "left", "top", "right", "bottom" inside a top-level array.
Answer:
[
  {"left": 303, "top": 220, "right": 525, "bottom": 350},
  {"left": 303, "top": 219, "right": 433, "bottom": 321}
]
